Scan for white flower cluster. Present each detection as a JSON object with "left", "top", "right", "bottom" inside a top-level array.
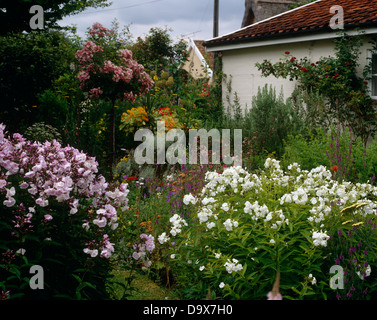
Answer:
[
  {"left": 279, "top": 164, "right": 377, "bottom": 226},
  {"left": 157, "top": 214, "right": 188, "bottom": 247},
  {"left": 183, "top": 157, "right": 377, "bottom": 256},
  {"left": 183, "top": 193, "right": 197, "bottom": 205},
  {"left": 203, "top": 166, "right": 262, "bottom": 195},
  {"left": 312, "top": 230, "right": 330, "bottom": 247},
  {"left": 197, "top": 206, "right": 214, "bottom": 224},
  {"left": 308, "top": 274, "right": 317, "bottom": 285},
  {"left": 357, "top": 265, "right": 372, "bottom": 280},
  {"left": 224, "top": 258, "right": 243, "bottom": 274},
  {"left": 244, "top": 201, "right": 288, "bottom": 227},
  {"left": 221, "top": 203, "right": 230, "bottom": 212},
  {"left": 158, "top": 232, "right": 170, "bottom": 244},
  {"left": 223, "top": 218, "right": 238, "bottom": 231},
  {"left": 169, "top": 214, "right": 188, "bottom": 236},
  {"left": 264, "top": 158, "right": 281, "bottom": 170},
  {"left": 244, "top": 200, "right": 269, "bottom": 220}
]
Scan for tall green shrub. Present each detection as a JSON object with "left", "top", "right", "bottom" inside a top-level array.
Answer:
[{"left": 246, "top": 84, "right": 304, "bottom": 157}]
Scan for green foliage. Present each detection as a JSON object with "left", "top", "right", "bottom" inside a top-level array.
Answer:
[
  {"left": 23, "top": 122, "right": 63, "bottom": 144},
  {"left": 0, "top": 197, "right": 114, "bottom": 300},
  {"left": 282, "top": 128, "right": 330, "bottom": 171},
  {"left": 246, "top": 84, "right": 305, "bottom": 157},
  {"left": 218, "top": 83, "right": 305, "bottom": 170},
  {"left": 169, "top": 159, "right": 377, "bottom": 300},
  {"left": 130, "top": 27, "right": 188, "bottom": 74},
  {"left": 282, "top": 126, "right": 377, "bottom": 184},
  {"left": 0, "top": 29, "right": 80, "bottom": 132},
  {"left": 35, "top": 89, "right": 71, "bottom": 132},
  {"left": 0, "top": 0, "right": 111, "bottom": 35},
  {"left": 323, "top": 202, "right": 377, "bottom": 300}
]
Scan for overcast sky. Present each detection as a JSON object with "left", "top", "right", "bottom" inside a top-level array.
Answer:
[{"left": 59, "top": 0, "right": 245, "bottom": 42}]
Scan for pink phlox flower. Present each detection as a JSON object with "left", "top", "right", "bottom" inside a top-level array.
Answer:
[
  {"left": 35, "top": 197, "right": 49, "bottom": 208},
  {"left": 89, "top": 87, "right": 103, "bottom": 99},
  {"left": 0, "top": 179, "right": 7, "bottom": 189}
]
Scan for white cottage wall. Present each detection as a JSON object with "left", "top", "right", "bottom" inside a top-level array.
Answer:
[{"left": 221, "top": 36, "right": 375, "bottom": 112}]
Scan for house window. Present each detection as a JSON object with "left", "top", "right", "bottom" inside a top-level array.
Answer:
[{"left": 370, "top": 52, "right": 377, "bottom": 99}]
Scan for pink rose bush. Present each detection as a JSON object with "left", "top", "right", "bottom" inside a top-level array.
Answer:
[
  {"left": 75, "top": 22, "right": 154, "bottom": 102},
  {"left": 0, "top": 123, "right": 129, "bottom": 259}
]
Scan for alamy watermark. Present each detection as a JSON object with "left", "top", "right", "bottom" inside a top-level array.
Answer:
[
  {"left": 133, "top": 121, "right": 243, "bottom": 167},
  {"left": 29, "top": 265, "right": 44, "bottom": 290},
  {"left": 329, "top": 5, "right": 344, "bottom": 30},
  {"left": 329, "top": 265, "right": 344, "bottom": 290},
  {"left": 29, "top": 5, "right": 44, "bottom": 30}
]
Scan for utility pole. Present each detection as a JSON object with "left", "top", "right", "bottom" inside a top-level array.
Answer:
[
  {"left": 213, "top": 0, "right": 219, "bottom": 38},
  {"left": 213, "top": 0, "right": 219, "bottom": 76}
]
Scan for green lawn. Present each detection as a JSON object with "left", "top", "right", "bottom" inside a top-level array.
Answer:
[{"left": 108, "top": 270, "right": 179, "bottom": 300}]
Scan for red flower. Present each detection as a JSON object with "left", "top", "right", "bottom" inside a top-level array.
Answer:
[
  {"left": 127, "top": 176, "right": 138, "bottom": 181},
  {"left": 332, "top": 74, "right": 339, "bottom": 79},
  {"left": 158, "top": 106, "right": 173, "bottom": 115},
  {"left": 300, "top": 67, "right": 309, "bottom": 72},
  {"left": 290, "top": 57, "right": 296, "bottom": 62},
  {"left": 363, "top": 81, "right": 368, "bottom": 85},
  {"left": 331, "top": 165, "right": 339, "bottom": 172},
  {"left": 285, "top": 51, "right": 290, "bottom": 54}
]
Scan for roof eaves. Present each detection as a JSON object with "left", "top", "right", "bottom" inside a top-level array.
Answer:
[
  {"left": 204, "top": 27, "right": 331, "bottom": 48},
  {"left": 204, "top": 22, "right": 377, "bottom": 50}
]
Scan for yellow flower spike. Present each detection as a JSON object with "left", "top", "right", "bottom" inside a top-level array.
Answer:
[
  {"left": 32, "top": 105, "right": 38, "bottom": 108},
  {"left": 342, "top": 220, "right": 354, "bottom": 225},
  {"left": 352, "top": 222, "right": 363, "bottom": 227},
  {"left": 341, "top": 202, "right": 370, "bottom": 216}
]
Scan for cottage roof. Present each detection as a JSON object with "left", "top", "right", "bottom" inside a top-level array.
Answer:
[{"left": 204, "top": 0, "right": 377, "bottom": 48}]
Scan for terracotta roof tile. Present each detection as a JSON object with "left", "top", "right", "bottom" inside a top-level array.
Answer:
[{"left": 204, "top": 0, "right": 377, "bottom": 48}]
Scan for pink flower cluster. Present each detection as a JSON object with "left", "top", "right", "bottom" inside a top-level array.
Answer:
[
  {"left": 84, "top": 234, "right": 114, "bottom": 258},
  {"left": 88, "top": 22, "right": 114, "bottom": 39},
  {"left": 132, "top": 233, "right": 155, "bottom": 268},
  {"left": 0, "top": 123, "right": 129, "bottom": 258},
  {"left": 75, "top": 23, "right": 154, "bottom": 102}
]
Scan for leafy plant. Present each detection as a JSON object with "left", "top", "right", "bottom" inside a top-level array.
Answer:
[
  {"left": 0, "top": 123, "right": 129, "bottom": 299},
  {"left": 169, "top": 158, "right": 377, "bottom": 300}
]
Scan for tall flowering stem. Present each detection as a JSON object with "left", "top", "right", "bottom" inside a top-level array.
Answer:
[{"left": 75, "top": 22, "right": 154, "bottom": 176}]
